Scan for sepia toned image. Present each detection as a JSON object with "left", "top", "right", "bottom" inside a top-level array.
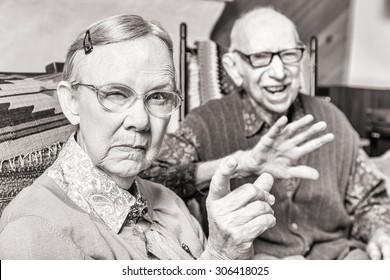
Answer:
[{"left": 0, "top": 0, "right": 390, "bottom": 263}]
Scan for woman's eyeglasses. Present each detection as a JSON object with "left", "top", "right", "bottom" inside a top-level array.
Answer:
[{"left": 71, "top": 83, "right": 183, "bottom": 117}]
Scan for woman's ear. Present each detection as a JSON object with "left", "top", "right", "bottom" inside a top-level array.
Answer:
[
  {"left": 222, "top": 52, "right": 243, "bottom": 88},
  {"left": 57, "top": 81, "right": 80, "bottom": 125}
]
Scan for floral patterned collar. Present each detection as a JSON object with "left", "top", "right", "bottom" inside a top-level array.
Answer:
[
  {"left": 47, "top": 133, "right": 151, "bottom": 234},
  {"left": 242, "top": 92, "right": 305, "bottom": 137}
]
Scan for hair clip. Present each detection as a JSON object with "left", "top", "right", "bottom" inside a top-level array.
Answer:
[{"left": 83, "top": 30, "right": 93, "bottom": 55}]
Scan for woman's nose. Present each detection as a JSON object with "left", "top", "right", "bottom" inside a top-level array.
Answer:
[{"left": 123, "top": 99, "right": 150, "bottom": 131}]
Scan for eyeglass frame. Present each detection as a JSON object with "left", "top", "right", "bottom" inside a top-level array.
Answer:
[
  {"left": 70, "top": 82, "right": 183, "bottom": 117},
  {"left": 233, "top": 45, "right": 306, "bottom": 68}
]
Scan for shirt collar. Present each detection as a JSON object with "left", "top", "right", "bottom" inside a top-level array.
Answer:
[
  {"left": 47, "top": 133, "right": 152, "bottom": 234},
  {"left": 242, "top": 92, "right": 305, "bottom": 137}
]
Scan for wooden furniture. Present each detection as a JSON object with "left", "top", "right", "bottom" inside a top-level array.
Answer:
[
  {"left": 318, "top": 86, "right": 390, "bottom": 156},
  {"left": 367, "top": 108, "right": 390, "bottom": 156}
]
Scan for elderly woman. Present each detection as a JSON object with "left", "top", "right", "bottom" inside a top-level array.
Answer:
[{"left": 0, "top": 14, "right": 276, "bottom": 260}]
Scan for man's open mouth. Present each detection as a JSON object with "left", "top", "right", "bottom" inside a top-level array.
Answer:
[{"left": 263, "top": 85, "right": 288, "bottom": 94}]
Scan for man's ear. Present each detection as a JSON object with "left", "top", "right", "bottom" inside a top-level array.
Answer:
[
  {"left": 222, "top": 52, "right": 243, "bottom": 87},
  {"left": 57, "top": 81, "right": 80, "bottom": 125}
]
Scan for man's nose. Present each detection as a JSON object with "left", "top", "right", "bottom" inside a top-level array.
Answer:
[
  {"left": 268, "top": 55, "right": 286, "bottom": 80},
  {"left": 123, "top": 99, "right": 150, "bottom": 131}
]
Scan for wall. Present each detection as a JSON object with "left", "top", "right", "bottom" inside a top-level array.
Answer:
[
  {"left": 347, "top": 0, "right": 390, "bottom": 88},
  {"left": 0, "top": 0, "right": 224, "bottom": 131},
  {"left": 210, "top": 0, "right": 352, "bottom": 88},
  {"left": 0, "top": 0, "right": 224, "bottom": 72}
]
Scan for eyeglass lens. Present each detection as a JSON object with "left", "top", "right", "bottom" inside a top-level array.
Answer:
[
  {"left": 97, "top": 84, "right": 180, "bottom": 116},
  {"left": 250, "top": 48, "right": 303, "bottom": 67}
]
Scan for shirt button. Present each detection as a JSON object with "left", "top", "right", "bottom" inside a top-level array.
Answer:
[{"left": 291, "top": 223, "right": 299, "bottom": 231}]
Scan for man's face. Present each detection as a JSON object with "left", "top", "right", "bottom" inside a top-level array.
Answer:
[
  {"left": 235, "top": 20, "right": 301, "bottom": 114},
  {"left": 73, "top": 36, "right": 174, "bottom": 183}
]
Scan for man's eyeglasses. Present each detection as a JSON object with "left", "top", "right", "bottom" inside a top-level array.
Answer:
[
  {"left": 71, "top": 83, "right": 183, "bottom": 117},
  {"left": 234, "top": 47, "right": 305, "bottom": 68}
]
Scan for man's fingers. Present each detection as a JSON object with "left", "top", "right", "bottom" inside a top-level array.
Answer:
[
  {"left": 282, "top": 114, "right": 314, "bottom": 137},
  {"left": 252, "top": 115, "right": 315, "bottom": 161},
  {"left": 253, "top": 172, "right": 274, "bottom": 192},
  {"left": 287, "top": 165, "right": 319, "bottom": 180},
  {"left": 295, "top": 133, "right": 334, "bottom": 159},
  {"left": 208, "top": 156, "right": 237, "bottom": 201},
  {"left": 290, "top": 121, "right": 327, "bottom": 146},
  {"left": 262, "top": 116, "right": 288, "bottom": 142},
  {"left": 262, "top": 165, "right": 291, "bottom": 179},
  {"left": 251, "top": 116, "right": 288, "bottom": 159}
]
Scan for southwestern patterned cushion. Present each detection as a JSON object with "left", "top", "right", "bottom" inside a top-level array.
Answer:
[{"left": 0, "top": 72, "right": 75, "bottom": 216}]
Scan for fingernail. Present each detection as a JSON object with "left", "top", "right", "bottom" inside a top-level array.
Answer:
[{"left": 269, "top": 195, "right": 275, "bottom": 205}]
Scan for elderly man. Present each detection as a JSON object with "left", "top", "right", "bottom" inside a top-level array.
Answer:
[
  {"left": 0, "top": 14, "right": 276, "bottom": 260},
  {"left": 142, "top": 7, "right": 390, "bottom": 259}
]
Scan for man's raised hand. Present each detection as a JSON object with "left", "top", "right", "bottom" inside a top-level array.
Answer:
[{"left": 234, "top": 114, "right": 334, "bottom": 180}]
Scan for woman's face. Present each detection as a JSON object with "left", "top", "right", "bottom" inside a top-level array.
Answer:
[{"left": 73, "top": 36, "right": 174, "bottom": 186}]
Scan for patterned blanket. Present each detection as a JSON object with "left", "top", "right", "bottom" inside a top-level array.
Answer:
[{"left": 0, "top": 72, "right": 75, "bottom": 215}]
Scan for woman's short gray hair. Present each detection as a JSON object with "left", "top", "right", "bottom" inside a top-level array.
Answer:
[{"left": 62, "top": 14, "right": 174, "bottom": 81}]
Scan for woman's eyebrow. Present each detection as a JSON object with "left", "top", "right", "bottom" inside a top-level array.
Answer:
[
  {"left": 148, "top": 74, "right": 176, "bottom": 91},
  {"left": 148, "top": 83, "right": 176, "bottom": 91}
]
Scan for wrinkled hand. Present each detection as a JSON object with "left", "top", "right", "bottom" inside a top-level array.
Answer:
[
  {"left": 366, "top": 228, "right": 390, "bottom": 259},
  {"left": 206, "top": 157, "right": 276, "bottom": 260},
  {"left": 233, "top": 114, "right": 334, "bottom": 180}
]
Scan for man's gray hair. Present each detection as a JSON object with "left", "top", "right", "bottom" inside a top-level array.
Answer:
[{"left": 62, "top": 14, "right": 174, "bottom": 81}]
